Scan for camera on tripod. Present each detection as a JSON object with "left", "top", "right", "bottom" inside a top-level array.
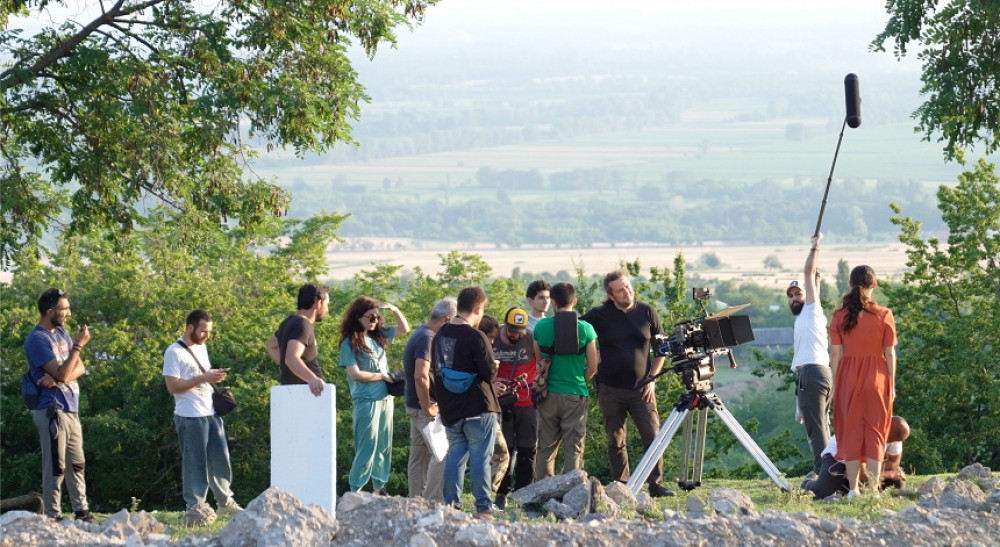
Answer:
[
  {"left": 627, "top": 288, "right": 790, "bottom": 494},
  {"left": 647, "top": 288, "right": 755, "bottom": 393}
]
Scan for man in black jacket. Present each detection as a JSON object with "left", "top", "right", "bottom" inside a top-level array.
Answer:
[
  {"left": 432, "top": 286, "right": 502, "bottom": 518},
  {"left": 582, "top": 270, "right": 674, "bottom": 498}
]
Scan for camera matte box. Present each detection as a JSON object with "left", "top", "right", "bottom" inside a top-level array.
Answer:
[{"left": 704, "top": 315, "right": 754, "bottom": 347}]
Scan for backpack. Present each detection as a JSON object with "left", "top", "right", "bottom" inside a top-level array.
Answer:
[{"left": 20, "top": 371, "right": 40, "bottom": 410}]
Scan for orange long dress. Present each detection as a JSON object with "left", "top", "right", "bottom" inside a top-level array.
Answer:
[{"left": 830, "top": 304, "right": 897, "bottom": 463}]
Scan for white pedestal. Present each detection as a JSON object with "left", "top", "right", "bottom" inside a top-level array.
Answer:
[{"left": 270, "top": 384, "right": 337, "bottom": 517}]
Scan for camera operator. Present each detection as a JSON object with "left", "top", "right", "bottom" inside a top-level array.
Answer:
[{"left": 582, "top": 270, "right": 675, "bottom": 498}]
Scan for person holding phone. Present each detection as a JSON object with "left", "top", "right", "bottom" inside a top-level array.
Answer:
[{"left": 163, "top": 309, "right": 242, "bottom": 525}]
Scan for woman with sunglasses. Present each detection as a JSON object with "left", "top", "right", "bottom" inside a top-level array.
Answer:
[{"left": 339, "top": 296, "right": 410, "bottom": 494}]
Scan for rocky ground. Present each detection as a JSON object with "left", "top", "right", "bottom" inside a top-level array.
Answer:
[{"left": 3, "top": 464, "right": 998, "bottom": 547}]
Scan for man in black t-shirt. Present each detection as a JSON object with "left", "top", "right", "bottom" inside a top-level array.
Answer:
[
  {"left": 265, "top": 283, "right": 329, "bottom": 396},
  {"left": 582, "top": 270, "right": 674, "bottom": 498},
  {"left": 431, "top": 286, "right": 502, "bottom": 518}
]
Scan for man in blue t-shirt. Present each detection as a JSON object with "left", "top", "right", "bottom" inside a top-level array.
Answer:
[
  {"left": 23, "top": 288, "right": 94, "bottom": 522},
  {"left": 403, "top": 296, "right": 457, "bottom": 502}
]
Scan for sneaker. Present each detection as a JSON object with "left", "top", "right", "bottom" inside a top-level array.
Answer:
[
  {"left": 217, "top": 500, "right": 244, "bottom": 517},
  {"left": 374, "top": 488, "right": 389, "bottom": 496},
  {"left": 74, "top": 510, "right": 96, "bottom": 523},
  {"left": 649, "top": 484, "right": 676, "bottom": 498},
  {"left": 494, "top": 494, "right": 507, "bottom": 510},
  {"left": 846, "top": 489, "right": 860, "bottom": 499}
]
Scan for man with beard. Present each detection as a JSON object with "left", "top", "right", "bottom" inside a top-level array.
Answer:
[
  {"left": 23, "top": 288, "right": 94, "bottom": 522},
  {"left": 582, "top": 271, "right": 674, "bottom": 498},
  {"left": 786, "top": 234, "right": 832, "bottom": 479},
  {"left": 266, "top": 283, "right": 330, "bottom": 396},
  {"left": 163, "top": 309, "right": 242, "bottom": 524}
]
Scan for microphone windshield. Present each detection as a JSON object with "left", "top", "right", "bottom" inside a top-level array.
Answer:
[{"left": 844, "top": 73, "right": 861, "bottom": 128}]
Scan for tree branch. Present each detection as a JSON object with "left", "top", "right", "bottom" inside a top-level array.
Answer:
[{"left": 0, "top": 0, "right": 169, "bottom": 89}]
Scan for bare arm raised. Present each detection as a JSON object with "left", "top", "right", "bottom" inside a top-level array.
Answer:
[{"left": 803, "top": 234, "right": 822, "bottom": 305}]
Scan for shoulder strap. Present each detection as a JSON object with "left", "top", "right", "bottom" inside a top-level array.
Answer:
[
  {"left": 176, "top": 340, "right": 208, "bottom": 374},
  {"left": 176, "top": 340, "right": 224, "bottom": 395}
]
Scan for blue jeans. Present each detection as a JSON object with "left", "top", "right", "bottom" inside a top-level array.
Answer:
[
  {"left": 443, "top": 412, "right": 497, "bottom": 512},
  {"left": 174, "top": 415, "right": 235, "bottom": 509}
]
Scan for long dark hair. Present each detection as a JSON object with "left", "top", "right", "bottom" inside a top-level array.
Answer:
[
  {"left": 339, "top": 296, "right": 389, "bottom": 354},
  {"left": 839, "top": 265, "right": 877, "bottom": 333}
]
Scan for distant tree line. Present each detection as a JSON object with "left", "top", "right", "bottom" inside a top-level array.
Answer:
[{"left": 291, "top": 169, "right": 944, "bottom": 246}]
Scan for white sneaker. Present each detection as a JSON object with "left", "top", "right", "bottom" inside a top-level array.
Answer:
[
  {"left": 846, "top": 490, "right": 860, "bottom": 499},
  {"left": 217, "top": 500, "right": 244, "bottom": 517}
]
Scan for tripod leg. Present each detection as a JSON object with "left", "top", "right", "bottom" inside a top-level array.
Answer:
[
  {"left": 677, "top": 412, "right": 694, "bottom": 486},
  {"left": 677, "top": 406, "right": 709, "bottom": 491},
  {"left": 709, "top": 398, "right": 790, "bottom": 490},
  {"left": 626, "top": 408, "right": 688, "bottom": 495}
]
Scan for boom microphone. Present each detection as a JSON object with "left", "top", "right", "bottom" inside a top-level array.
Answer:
[{"left": 844, "top": 73, "right": 861, "bottom": 128}]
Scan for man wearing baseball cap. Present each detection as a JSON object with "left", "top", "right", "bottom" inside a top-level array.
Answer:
[
  {"left": 787, "top": 234, "right": 833, "bottom": 479},
  {"left": 491, "top": 307, "right": 538, "bottom": 509}
]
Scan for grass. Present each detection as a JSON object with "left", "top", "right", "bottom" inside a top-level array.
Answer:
[{"left": 116, "top": 475, "right": 945, "bottom": 540}]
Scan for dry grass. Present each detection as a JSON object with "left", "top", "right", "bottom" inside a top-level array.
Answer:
[{"left": 325, "top": 239, "right": 912, "bottom": 285}]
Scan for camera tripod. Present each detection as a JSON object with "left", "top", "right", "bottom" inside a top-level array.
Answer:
[{"left": 625, "top": 364, "right": 790, "bottom": 493}]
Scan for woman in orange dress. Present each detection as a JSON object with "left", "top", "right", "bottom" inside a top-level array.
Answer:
[{"left": 830, "top": 265, "right": 897, "bottom": 498}]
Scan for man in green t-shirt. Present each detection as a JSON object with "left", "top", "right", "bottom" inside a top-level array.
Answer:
[{"left": 531, "top": 282, "right": 598, "bottom": 479}]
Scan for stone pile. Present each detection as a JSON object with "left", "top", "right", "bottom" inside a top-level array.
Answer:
[{"left": 1, "top": 464, "right": 998, "bottom": 546}]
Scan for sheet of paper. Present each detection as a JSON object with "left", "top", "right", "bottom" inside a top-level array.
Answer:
[{"left": 420, "top": 414, "right": 449, "bottom": 462}]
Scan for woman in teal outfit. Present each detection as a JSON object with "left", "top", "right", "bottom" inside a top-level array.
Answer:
[{"left": 338, "top": 296, "right": 410, "bottom": 493}]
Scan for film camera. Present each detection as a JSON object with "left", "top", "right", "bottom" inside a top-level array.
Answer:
[{"left": 647, "top": 288, "right": 755, "bottom": 393}]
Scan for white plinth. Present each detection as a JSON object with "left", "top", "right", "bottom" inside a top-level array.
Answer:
[{"left": 270, "top": 384, "right": 337, "bottom": 517}]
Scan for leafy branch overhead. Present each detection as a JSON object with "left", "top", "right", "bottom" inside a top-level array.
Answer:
[
  {"left": 1, "top": 0, "right": 435, "bottom": 266},
  {"left": 872, "top": 0, "right": 1000, "bottom": 161}
]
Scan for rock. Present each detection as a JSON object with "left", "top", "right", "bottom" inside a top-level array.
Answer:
[
  {"left": 183, "top": 502, "right": 217, "bottom": 527},
  {"left": 337, "top": 490, "right": 373, "bottom": 513},
  {"left": 937, "top": 479, "right": 987, "bottom": 510},
  {"left": 510, "top": 469, "right": 589, "bottom": 505},
  {"left": 957, "top": 463, "right": 992, "bottom": 480},
  {"left": 709, "top": 487, "right": 756, "bottom": 516},
  {"left": 454, "top": 523, "right": 503, "bottom": 546},
  {"left": 918, "top": 476, "right": 945, "bottom": 496},
  {"left": 819, "top": 517, "right": 839, "bottom": 533},
  {"left": 409, "top": 530, "right": 438, "bottom": 547},
  {"left": 603, "top": 481, "right": 637, "bottom": 512},
  {"left": 635, "top": 492, "right": 655, "bottom": 515},
  {"left": 217, "top": 487, "right": 337, "bottom": 547},
  {"left": 542, "top": 498, "right": 577, "bottom": 520},
  {"left": 561, "top": 483, "right": 590, "bottom": 518},
  {"left": 685, "top": 495, "right": 706, "bottom": 517}
]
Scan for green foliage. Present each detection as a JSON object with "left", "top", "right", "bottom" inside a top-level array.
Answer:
[
  {"left": 0, "top": 0, "right": 435, "bottom": 266},
  {"left": 0, "top": 210, "right": 342, "bottom": 510},
  {"left": 885, "top": 158, "right": 1000, "bottom": 471},
  {"left": 872, "top": 0, "right": 1000, "bottom": 160}
]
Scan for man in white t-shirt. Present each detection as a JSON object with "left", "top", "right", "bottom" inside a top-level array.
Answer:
[
  {"left": 787, "top": 234, "right": 833, "bottom": 478},
  {"left": 163, "top": 309, "right": 242, "bottom": 525},
  {"left": 801, "top": 416, "right": 910, "bottom": 498}
]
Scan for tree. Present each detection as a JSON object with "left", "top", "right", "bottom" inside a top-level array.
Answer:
[
  {"left": 762, "top": 255, "right": 782, "bottom": 270},
  {"left": 1, "top": 0, "right": 434, "bottom": 266},
  {"left": 872, "top": 1, "right": 1000, "bottom": 160},
  {"left": 886, "top": 158, "right": 1000, "bottom": 471}
]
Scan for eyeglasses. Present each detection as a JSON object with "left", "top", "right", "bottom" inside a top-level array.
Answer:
[{"left": 362, "top": 312, "right": 381, "bottom": 322}]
